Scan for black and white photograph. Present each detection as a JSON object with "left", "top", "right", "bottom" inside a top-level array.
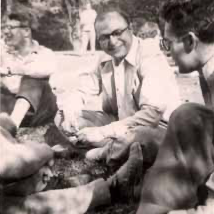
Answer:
[{"left": 1, "top": 0, "right": 214, "bottom": 213}]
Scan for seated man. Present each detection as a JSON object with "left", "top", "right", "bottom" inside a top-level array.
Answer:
[
  {"left": 0, "top": 113, "right": 143, "bottom": 214},
  {"left": 0, "top": 12, "right": 57, "bottom": 129},
  {"left": 135, "top": 0, "right": 214, "bottom": 214},
  {"left": 55, "top": 7, "right": 181, "bottom": 167}
]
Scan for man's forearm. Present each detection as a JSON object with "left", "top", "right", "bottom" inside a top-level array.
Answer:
[
  {"left": 101, "top": 105, "right": 163, "bottom": 139},
  {"left": 9, "top": 67, "right": 51, "bottom": 78}
]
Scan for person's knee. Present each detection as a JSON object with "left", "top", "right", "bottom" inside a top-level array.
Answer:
[
  {"left": 170, "top": 103, "right": 201, "bottom": 125},
  {"left": 0, "top": 113, "right": 17, "bottom": 137}
]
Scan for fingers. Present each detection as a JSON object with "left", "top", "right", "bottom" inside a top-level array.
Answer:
[{"left": 68, "top": 136, "right": 78, "bottom": 145}]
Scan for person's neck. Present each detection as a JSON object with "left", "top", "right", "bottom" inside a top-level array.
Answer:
[
  {"left": 16, "top": 40, "right": 34, "bottom": 57},
  {"left": 198, "top": 43, "right": 214, "bottom": 68},
  {"left": 114, "top": 57, "right": 124, "bottom": 66}
]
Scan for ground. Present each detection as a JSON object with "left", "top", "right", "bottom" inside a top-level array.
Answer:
[{"left": 17, "top": 53, "right": 204, "bottom": 214}]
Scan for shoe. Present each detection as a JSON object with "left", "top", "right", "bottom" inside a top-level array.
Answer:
[
  {"left": 85, "top": 143, "right": 110, "bottom": 162},
  {"left": 107, "top": 142, "right": 144, "bottom": 201},
  {"left": 44, "top": 173, "right": 92, "bottom": 191}
]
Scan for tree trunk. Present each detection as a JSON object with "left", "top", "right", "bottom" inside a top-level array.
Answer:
[{"left": 64, "top": 0, "right": 81, "bottom": 51}]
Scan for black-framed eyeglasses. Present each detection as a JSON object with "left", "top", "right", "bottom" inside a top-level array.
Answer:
[
  {"left": 160, "top": 34, "right": 188, "bottom": 52},
  {"left": 98, "top": 26, "right": 129, "bottom": 44}
]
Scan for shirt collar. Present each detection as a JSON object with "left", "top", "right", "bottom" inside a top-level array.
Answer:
[
  {"left": 8, "top": 40, "right": 39, "bottom": 57},
  {"left": 124, "top": 35, "right": 139, "bottom": 67},
  {"left": 100, "top": 35, "right": 139, "bottom": 67}
]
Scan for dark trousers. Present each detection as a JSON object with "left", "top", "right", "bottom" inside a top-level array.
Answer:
[
  {"left": 1, "top": 178, "right": 110, "bottom": 214},
  {"left": 136, "top": 103, "right": 214, "bottom": 214},
  {"left": 0, "top": 76, "right": 58, "bottom": 127}
]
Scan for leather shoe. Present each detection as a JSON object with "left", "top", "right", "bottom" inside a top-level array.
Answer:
[{"left": 107, "top": 142, "right": 144, "bottom": 201}]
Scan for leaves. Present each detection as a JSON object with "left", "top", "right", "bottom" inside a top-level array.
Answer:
[{"left": 2, "top": 0, "right": 166, "bottom": 51}]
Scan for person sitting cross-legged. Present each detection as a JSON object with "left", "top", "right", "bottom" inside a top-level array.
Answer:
[
  {"left": 0, "top": 12, "right": 57, "bottom": 129},
  {"left": 0, "top": 112, "right": 144, "bottom": 214},
  {"left": 54, "top": 7, "right": 181, "bottom": 171}
]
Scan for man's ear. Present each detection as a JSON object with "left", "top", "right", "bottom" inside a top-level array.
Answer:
[{"left": 183, "top": 32, "right": 198, "bottom": 53}]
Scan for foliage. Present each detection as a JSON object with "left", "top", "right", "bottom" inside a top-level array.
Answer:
[{"left": 1, "top": 0, "right": 164, "bottom": 50}]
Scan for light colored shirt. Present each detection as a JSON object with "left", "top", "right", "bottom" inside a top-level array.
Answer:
[
  {"left": 59, "top": 36, "right": 182, "bottom": 138},
  {"left": 0, "top": 40, "right": 56, "bottom": 94},
  {"left": 113, "top": 59, "right": 125, "bottom": 119}
]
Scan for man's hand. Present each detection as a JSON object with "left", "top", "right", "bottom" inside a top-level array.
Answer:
[
  {"left": 76, "top": 127, "right": 106, "bottom": 147},
  {"left": 62, "top": 109, "right": 82, "bottom": 133}
]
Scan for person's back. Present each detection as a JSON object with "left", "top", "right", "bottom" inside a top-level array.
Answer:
[{"left": 136, "top": 0, "right": 214, "bottom": 213}]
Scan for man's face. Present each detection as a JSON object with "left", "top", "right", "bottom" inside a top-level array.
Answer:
[
  {"left": 164, "top": 22, "right": 198, "bottom": 73},
  {"left": 2, "top": 19, "right": 28, "bottom": 50},
  {"left": 95, "top": 12, "right": 132, "bottom": 61},
  {"left": 137, "top": 24, "right": 158, "bottom": 40}
]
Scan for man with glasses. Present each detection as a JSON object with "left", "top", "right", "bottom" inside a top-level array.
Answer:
[
  {"left": 0, "top": 13, "right": 57, "bottom": 129},
  {"left": 135, "top": 0, "right": 214, "bottom": 214},
  {"left": 57, "top": 7, "right": 181, "bottom": 174}
]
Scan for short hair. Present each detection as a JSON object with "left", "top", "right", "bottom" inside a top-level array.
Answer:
[
  {"left": 138, "top": 21, "right": 160, "bottom": 39},
  {"left": 95, "top": 6, "right": 130, "bottom": 27},
  {"left": 160, "top": 0, "right": 214, "bottom": 43},
  {"left": 141, "top": 21, "right": 160, "bottom": 33},
  {"left": 8, "top": 12, "right": 32, "bottom": 28}
]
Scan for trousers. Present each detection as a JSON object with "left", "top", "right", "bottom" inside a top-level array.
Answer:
[
  {"left": 81, "top": 30, "right": 96, "bottom": 52},
  {"left": 0, "top": 76, "right": 58, "bottom": 127},
  {"left": 136, "top": 103, "right": 214, "bottom": 214},
  {"left": 1, "top": 178, "right": 110, "bottom": 214},
  {"left": 77, "top": 110, "right": 166, "bottom": 168}
]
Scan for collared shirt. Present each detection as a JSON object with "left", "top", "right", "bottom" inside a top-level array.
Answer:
[
  {"left": 62, "top": 36, "right": 181, "bottom": 138},
  {"left": 110, "top": 36, "right": 181, "bottom": 122},
  {"left": 0, "top": 40, "right": 56, "bottom": 94},
  {"left": 102, "top": 36, "right": 181, "bottom": 136},
  {"left": 113, "top": 59, "right": 125, "bottom": 119}
]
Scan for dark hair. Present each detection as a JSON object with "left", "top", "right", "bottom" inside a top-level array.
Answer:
[
  {"left": 161, "top": 0, "right": 214, "bottom": 43},
  {"left": 8, "top": 12, "right": 32, "bottom": 28},
  {"left": 142, "top": 21, "right": 159, "bottom": 31},
  {"left": 95, "top": 6, "right": 130, "bottom": 27}
]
